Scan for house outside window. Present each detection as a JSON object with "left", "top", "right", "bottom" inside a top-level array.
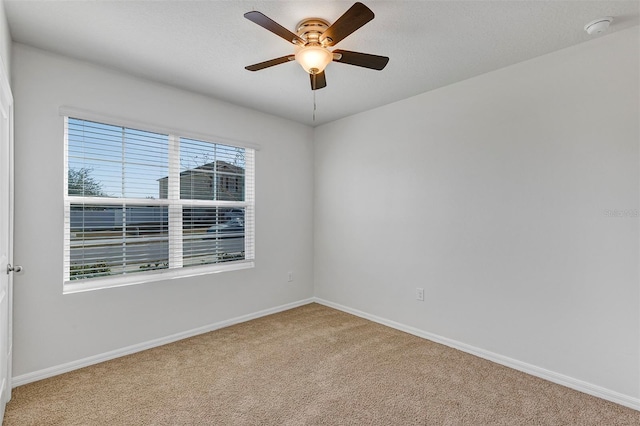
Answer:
[
  {"left": 158, "top": 160, "right": 245, "bottom": 201},
  {"left": 63, "top": 114, "right": 255, "bottom": 293}
]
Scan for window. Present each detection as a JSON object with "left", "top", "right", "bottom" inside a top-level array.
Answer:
[{"left": 63, "top": 115, "right": 255, "bottom": 292}]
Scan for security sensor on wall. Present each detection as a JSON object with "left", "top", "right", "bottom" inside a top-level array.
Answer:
[{"left": 584, "top": 17, "right": 613, "bottom": 35}]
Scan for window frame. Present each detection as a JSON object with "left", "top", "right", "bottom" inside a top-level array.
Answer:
[{"left": 61, "top": 107, "right": 258, "bottom": 294}]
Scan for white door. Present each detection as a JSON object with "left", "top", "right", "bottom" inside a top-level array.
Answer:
[{"left": 0, "top": 58, "right": 14, "bottom": 422}]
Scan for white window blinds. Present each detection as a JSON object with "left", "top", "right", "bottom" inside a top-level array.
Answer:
[{"left": 63, "top": 116, "right": 255, "bottom": 288}]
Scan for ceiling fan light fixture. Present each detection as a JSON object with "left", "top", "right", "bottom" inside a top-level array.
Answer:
[
  {"left": 295, "top": 45, "right": 333, "bottom": 74},
  {"left": 244, "top": 3, "right": 389, "bottom": 90}
]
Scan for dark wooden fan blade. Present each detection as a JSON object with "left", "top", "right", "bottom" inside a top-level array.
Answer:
[
  {"left": 245, "top": 55, "right": 295, "bottom": 72},
  {"left": 320, "top": 2, "right": 374, "bottom": 47},
  {"left": 310, "top": 71, "right": 327, "bottom": 90},
  {"left": 244, "top": 11, "right": 305, "bottom": 45},
  {"left": 333, "top": 50, "right": 389, "bottom": 70}
]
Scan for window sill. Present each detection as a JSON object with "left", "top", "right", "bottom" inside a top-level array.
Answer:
[{"left": 63, "top": 260, "right": 255, "bottom": 294}]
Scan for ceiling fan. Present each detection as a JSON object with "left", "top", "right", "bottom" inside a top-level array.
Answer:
[{"left": 244, "top": 2, "right": 389, "bottom": 90}]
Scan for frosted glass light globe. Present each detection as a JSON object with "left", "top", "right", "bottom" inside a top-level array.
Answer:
[{"left": 295, "top": 46, "right": 333, "bottom": 74}]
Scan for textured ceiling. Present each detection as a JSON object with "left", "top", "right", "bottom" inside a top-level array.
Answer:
[{"left": 4, "top": 1, "right": 639, "bottom": 127}]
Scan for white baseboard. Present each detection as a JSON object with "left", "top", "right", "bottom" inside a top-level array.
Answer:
[
  {"left": 13, "top": 296, "right": 640, "bottom": 412},
  {"left": 12, "top": 298, "right": 315, "bottom": 387},
  {"left": 313, "top": 297, "right": 640, "bottom": 412}
]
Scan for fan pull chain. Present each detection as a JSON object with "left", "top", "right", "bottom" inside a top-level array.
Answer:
[{"left": 313, "top": 90, "right": 317, "bottom": 122}]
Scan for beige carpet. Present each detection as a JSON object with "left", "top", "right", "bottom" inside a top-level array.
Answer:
[{"left": 3, "top": 303, "right": 639, "bottom": 425}]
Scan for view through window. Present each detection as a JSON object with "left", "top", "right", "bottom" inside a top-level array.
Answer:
[{"left": 64, "top": 117, "right": 255, "bottom": 287}]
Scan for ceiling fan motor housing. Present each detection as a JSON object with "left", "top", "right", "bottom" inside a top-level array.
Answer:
[{"left": 296, "top": 18, "right": 331, "bottom": 46}]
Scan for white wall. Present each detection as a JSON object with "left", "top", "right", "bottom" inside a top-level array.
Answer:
[
  {"left": 11, "top": 43, "right": 314, "bottom": 378},
  {"left": 0, "top": 0, "right": 10, "bottom": 79},
  {"left": 314, "top": 27, "right": 639, "bottom": 401}
]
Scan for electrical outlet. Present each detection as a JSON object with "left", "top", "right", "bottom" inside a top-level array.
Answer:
[
  {"left": 288, "top": 271, "right": 293, "bottom": 282},
  {"left": 416, "top": 287, "right": 424, "bottom": 301}
]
